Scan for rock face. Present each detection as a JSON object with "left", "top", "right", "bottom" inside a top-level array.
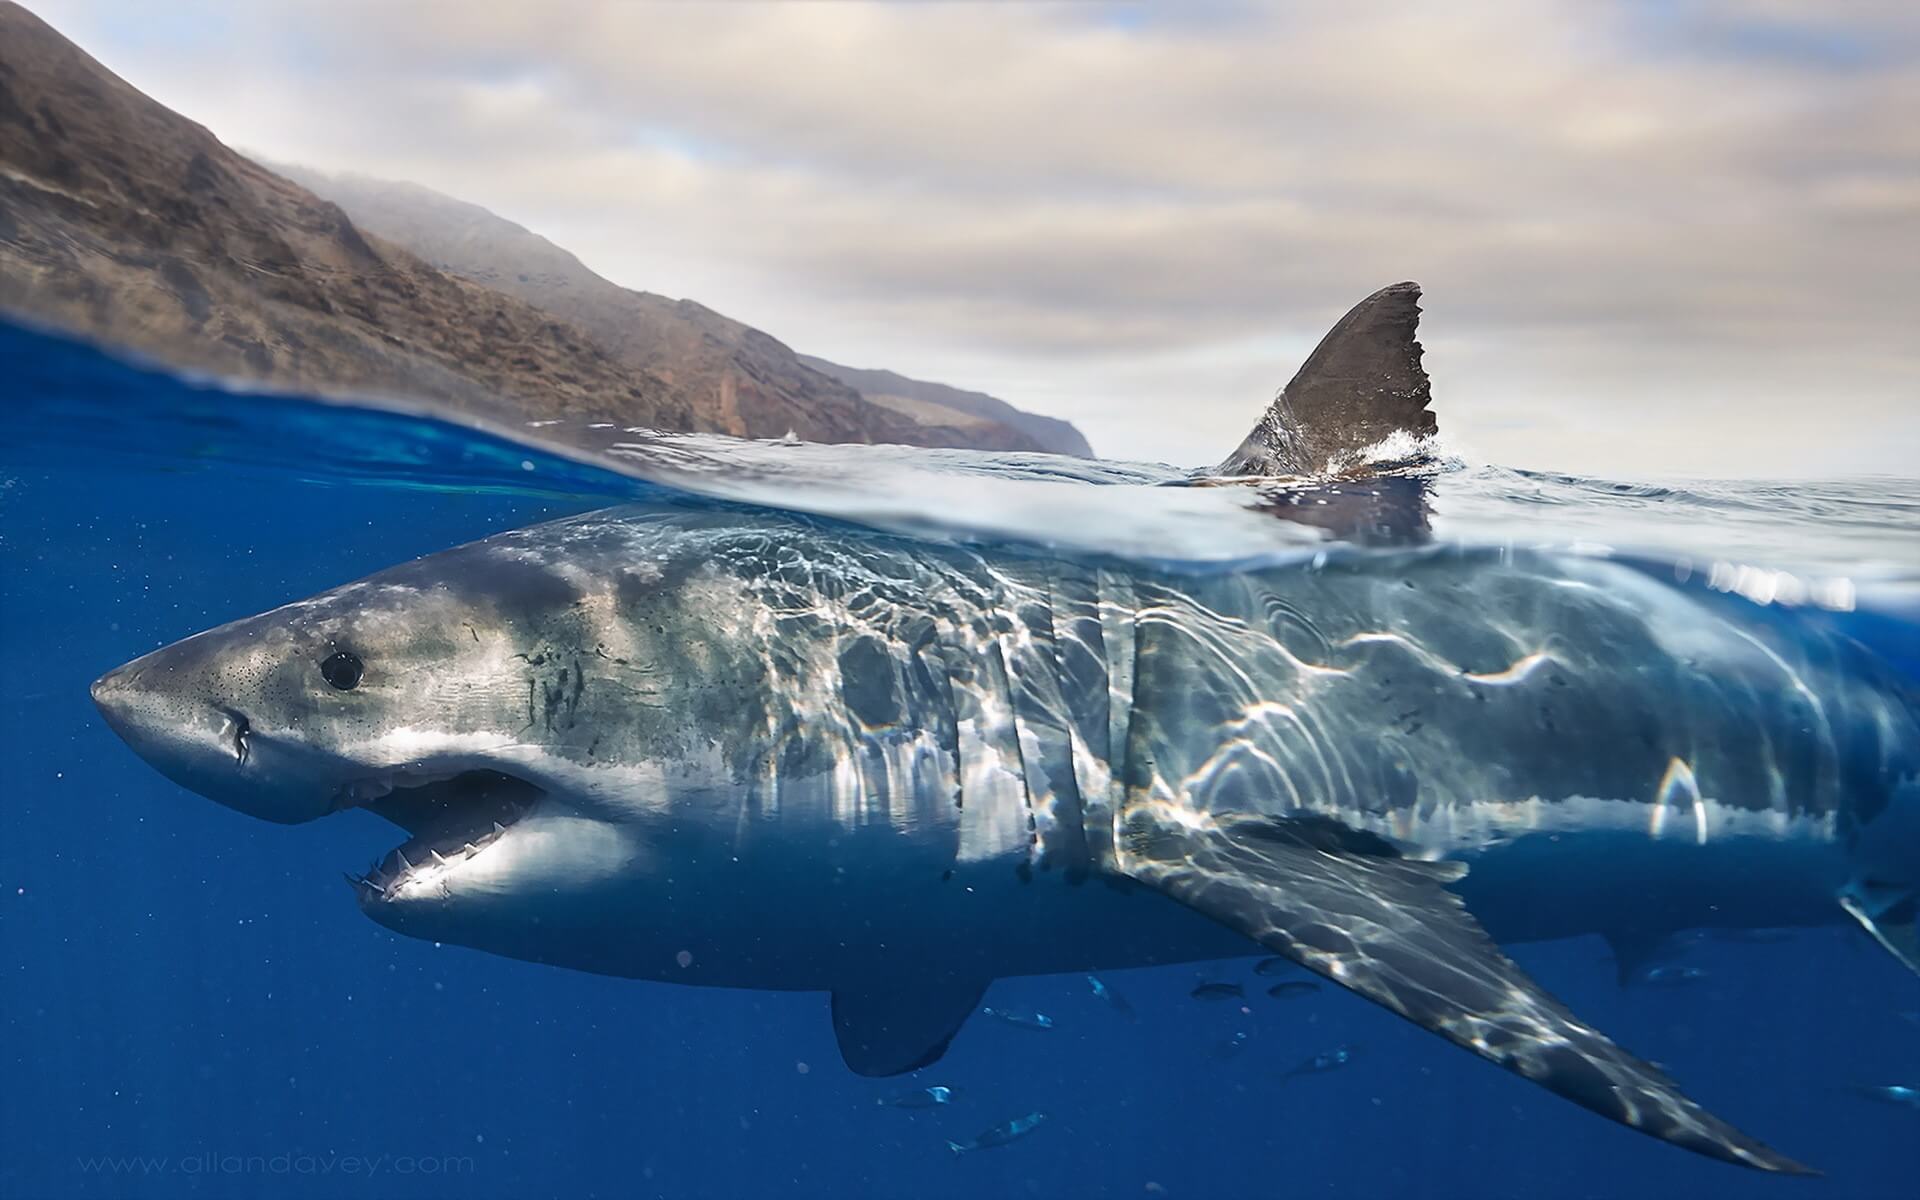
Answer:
[
  {"left": 0, "top": 2, "right": 1087, "bottom": 454},
  {"left": 275, "top": 166, "right": 1089, "bottom": 453},
  {"left": 796, "top": 355, "right": 1093, "bottom": 457},
  {"left": 0, "top": 1, "right": 690, "bottom": 431}
]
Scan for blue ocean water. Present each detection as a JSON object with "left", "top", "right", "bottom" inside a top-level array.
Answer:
[{"left": 3, "top": 317, "right": 1919, "bottom": 1199}]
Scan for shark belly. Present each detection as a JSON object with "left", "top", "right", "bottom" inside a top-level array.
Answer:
[{"left": 1453, "top": 821, "right": 1850, "bottom": 946}]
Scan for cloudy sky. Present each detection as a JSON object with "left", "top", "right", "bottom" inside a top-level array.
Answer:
[{"left": 30, "top": 1, "right": 1920, "bottom": 476}]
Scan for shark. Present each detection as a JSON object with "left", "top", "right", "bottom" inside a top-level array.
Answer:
[{"left": 91, "top": 284, "right": 1920, "bottom": 1175}]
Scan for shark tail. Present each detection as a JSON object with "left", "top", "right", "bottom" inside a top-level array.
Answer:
[{"left": 1216, "top": 281, "right": 1435, "bottom": 476}]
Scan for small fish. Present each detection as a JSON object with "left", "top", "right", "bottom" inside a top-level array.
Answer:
[
  {"left": 980, "top": 1005, "right": 1054, "bottom": 1030},
  {"left": 1851, "top": 1085, "right": 1920, "bottom": 1111},
  {"left": 1681, "top": 927, "right": 1795, "bottom": 946},
  {"left": 1899, "top": 1011, "right": 1920, "bottom": 1029},
  {"left": 1211, "top": 1030, "right": 1252, "bottom": 1061},
  {"left": 1266, "top": 981, "right": 1321, "bottom": 1000},
  {"left": 1191, "top": 981, "right": 1245, "bottom": 1001},
  {"left": 877, "top": 1085, "right": 953, "bottom": 1109},
  {"left": 1639, "top": 965, "right": 1710, "bottom": 986},
  {"left": 1252, "top": 957, "right": 1296, "bottom": 977},
  {"left": 1282, "top": 1043, "right": 1358, "bottom": 1080},
  {"left": 946, "top": 1111, "right": 1048, "bottom": 1155},
  {"left": 1087, "top": 974, "right": 1136, "bottom": 1021}
]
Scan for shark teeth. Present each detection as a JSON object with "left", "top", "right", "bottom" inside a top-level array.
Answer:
[{"left": 346, "top": 812, "right": 521, "bottom": 903}]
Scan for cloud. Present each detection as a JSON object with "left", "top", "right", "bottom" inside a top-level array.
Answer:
[{"left": 26, "top": 0, "right": 1920, "bottom": 474}]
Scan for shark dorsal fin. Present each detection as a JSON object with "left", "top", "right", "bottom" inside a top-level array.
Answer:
[{"left": 1217, "top": 281, "right": 1435, "bottom": 476}]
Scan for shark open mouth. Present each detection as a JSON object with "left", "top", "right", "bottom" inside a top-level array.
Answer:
[{"left": 342, "top": 769, "right": 543, "bottom": 902}]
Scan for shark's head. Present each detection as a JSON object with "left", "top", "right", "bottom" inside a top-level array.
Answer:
[
  {"left": 91, "top": 574, "right": 509, "bottom": 826},
  {"left": 90, "top": 510, "right": 774, "bottom": 976}
]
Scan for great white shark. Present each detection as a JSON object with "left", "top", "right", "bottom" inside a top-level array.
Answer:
[{"left": 92, "top": 284, "right": 1920, "bottom": 1175}]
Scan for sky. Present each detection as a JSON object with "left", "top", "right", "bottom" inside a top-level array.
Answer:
[{"left": 25, "top": 0, "right": 1920, "bottom": 476}]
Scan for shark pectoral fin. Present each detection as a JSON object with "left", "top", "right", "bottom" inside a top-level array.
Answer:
[
  {"left": 830, "top": 976, "right": 991, "bottom": 1077},
  {"left": 1839, "top": 880, "right": 1920, "bottom": 976},
  {"left": 1115, "top": 810, "right": 1814, "bottom": 1175}
]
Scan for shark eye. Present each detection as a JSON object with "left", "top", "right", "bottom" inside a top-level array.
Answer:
[{"left": 320, "top": 651, "right": 364, "bottom": 690}]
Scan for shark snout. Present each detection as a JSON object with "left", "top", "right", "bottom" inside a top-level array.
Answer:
[
  {"left": 91, "top": 655, "right": 232, "bottom": 749},
  {"left": 91, "top": 657, "right": 146, "bottom": 713},
  {"left": 94, "top": 675, "right": 250, "bottom": 769},
  {"left": 90, "top": 659, "right": 157, "bottom": 744},
  {"left": 90, "top": 651, "right": 310, "bottom": 822}
]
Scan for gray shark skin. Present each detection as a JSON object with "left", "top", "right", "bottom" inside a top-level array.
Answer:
[
  {"left": 1216, "top": 280, "right": 1434, "bottom": 476},
  {"left": 92, "top": 503, "right": 1920, "bottom": 1174},
  {"left": 87, "top": 285, "right": 1920, "bottom": 1175}
]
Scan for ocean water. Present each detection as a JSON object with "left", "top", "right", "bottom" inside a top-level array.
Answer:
[{"left": 3, "top": 315, "right": 1919, "bottom": 1199}]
